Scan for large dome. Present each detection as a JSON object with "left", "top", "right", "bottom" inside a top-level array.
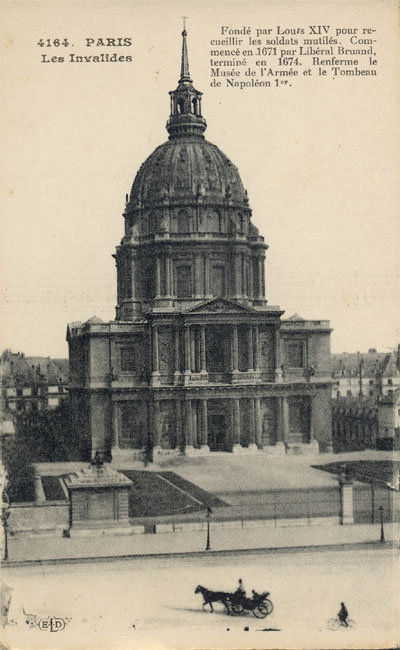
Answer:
[{"left": 129, "top": 137, "right": 248, "bottom": 207}]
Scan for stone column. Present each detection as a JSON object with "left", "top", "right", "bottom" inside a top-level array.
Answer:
[
  {"left": 174, "top": 327, "right": 180, "bottom": 372},
  {"left": 184, "top": 326, "right": 191, "bottom": 375},
  {"left": 308, "top": 396, "right": 319, "bottom": 452},
  {"left": 200, "top": 400, "right": 209, "bottom": 450},
  {"left": 234, "top": 251, "right": 242, "bottom": 298},
  {"left": 282, "top": 396, "right": 289, "bottom": 443},
  {"left": 130, "top": 252, "right": 136, "bottom": 300},
  {"left": 152, "top": 326, "right": 160, "bottom": 385},
  {"left": 204, "top": 254, "right": 211, "bottom": 297},
  {"left": 274, "top": 396, "right": 285, "bottom": 454},
  {"left": 255, "top": 397, "right": 262, "bottom": 448},
  {"left": 200, "top": 326, "right": 207, "bottom": 374},
  {"left": 184, "top": 400, "right": 194, "bottom": 452},
  {"left": 111, "top": 402, "right": 120, "bottom": 459},
  {"left": 232, "top": 325, "right": 239, "bottom": 373},
  {"left": 165, "top": 255, "right": 171, "bottom": 296},
  {"left": 195, "top": 328, "right": 201, "bottom": 373},
  {"left": 274, "top": 327, "right": 281, "bottom": 381},
  {"left": 155, "top": 257, "right": 161, "bottom": 297},
  {"left": 247, "top": 326, "right": 254, "bottom": 372},
  {"left": 175, "top": 399, "right": 183, "bottom": 451},
  {"left": 153, "top": 401, "right": 162, "bottom": 454},
  {"left": 248, "top": 398, "right": 257, "bottom": 450},
  {"left": 194, "top": 254, "right": 202, "bottom": 298},
  {"left": 190, "top": 328, "right": 196, "bottom": 373},
  {"left": 254, "top": 325, "right": 260, "bottom": 371},
  {"left": 258, "top": 258, "right": 264, "bottom": 299},
  {"left": 232, "top": 398, "right": 241, "bottom": 452},
  {"left": 192, "top": 401, "right": 198, "bottom": 447}
]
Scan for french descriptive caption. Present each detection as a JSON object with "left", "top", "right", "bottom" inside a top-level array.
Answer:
[
  {"left": 210, "top": 25, "right": 378, "bottom": 88},
  {"left": 36, "top": 37, "right": 133, "bottom": 63}
]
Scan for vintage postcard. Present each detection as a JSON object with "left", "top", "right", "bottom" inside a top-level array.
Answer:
[{"left": 0, "top": 1, "right": 399, "bottom": 649}]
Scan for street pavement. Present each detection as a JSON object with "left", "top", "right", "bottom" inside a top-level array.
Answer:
[
  {"left": 4, "top": 521, "right": 399, "bottom": 564},
  {"left": 1, "top": 547, "right": 398, "bottom": 650}
]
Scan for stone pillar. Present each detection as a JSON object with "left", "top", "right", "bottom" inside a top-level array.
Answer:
[
  {"left": 195, "top": 328, "right": 201, "bottom": 373},
  {"left": 153, "top": 401, "right": 161, "bottom": 454},
  {"left": 204, "top": 254, "right": 211, "bottom": 297},
  {"left": 232, "top": 398, "right": 241, "bottom": 452},
  {"left": 258, "top": 258, "right": 264, "bottom": 299},
  {"left": 190, "top": 328, "right": 196, "bottom": 373},
  {"left": 192, "top": 401, "right": 198, "bottom": 447},
  {"left": 155, "top": 257, "right": 161, "bottom": 297},
  {"left": 234, "top": 251, "right": 242, "bottom": 298},
  {"left": 282, "top": 396, "right": 289, "bottom": 443},
  {"left": 232, "top": 325, "right": 239, "bottom": 373},
  {"left": 254, "top": 325, "right": 260, "bottom": 371},
  {"left": 165, "top": 255, "right": 171, "bottom": 296},
  {"left": 130, "top": 253, "right": 136, "bottom": 300},
  {"left": 200, "top": 400, "right": 209, "bottom": 449},
  {"left": 111, "top": 402, "right": 120, "bottom": 460},
  {"left": 340, "top": 481, "right": 354, "bottom": 524},
  {"left": 194, "top": 254, "right": 202, "bottom": 298},
  {"left": 255, "top": 397, "right": 262, "bottom": 447},
  {"left": 308, "top": 397, "right": 319, "bottom": 451},
  {"left": 248, "top": 398, "right": 257, "bottom": 450},
  {"left": 200, "top": 326, "right": 207, "bottom": 374},
  {"left": 247, "top": 326, "right": 254, "bottom": 372},
  {"left": 184, "top": 400, "right": 194, "bottom": 452},
  {"left": 176, "top": 399, "right": 183, "bottom": 451},
  {"left": 184, "top": 326, "right": 191, "bottom": 375},
  {"left": 174, "top": 327, "right": 180, "bottom": 374},
  {"left": 152, "top": 326, "right": 160, "bottom": 385}
]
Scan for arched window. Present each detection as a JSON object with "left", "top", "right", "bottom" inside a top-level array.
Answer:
[
  {"left": 207, "top": 210, "right": 221, "bottom": 232},
  {"left": 177, "top": 210, "right": 190, "bottom": 233},
  {"left": 192, "top": 98, "right": 198, "bottom": 115},
  {"left": 177, "top": 98, "right": 184, "bottom": 114},
  {"left": 149, "top": 212, "right": 157, "bottom": 233}
]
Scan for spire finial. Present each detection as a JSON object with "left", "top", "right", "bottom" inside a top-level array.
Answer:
[{"left": 180, "top": 17, "right": 191, "bottom": 82}]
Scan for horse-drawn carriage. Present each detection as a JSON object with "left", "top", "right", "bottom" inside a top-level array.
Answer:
[{"left": 195, "top": 585, "right": 273, "bottom": 618}]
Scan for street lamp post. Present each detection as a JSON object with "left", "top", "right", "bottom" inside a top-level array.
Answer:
[
  {"left": 1, "top": 506, "right": 10, "bottom": 560},
  {"left": 379, "top": 505, "right": 385, "bottom": 543},
  {"left": 205, "top": 506, "right": 212, "bottom": 551}
]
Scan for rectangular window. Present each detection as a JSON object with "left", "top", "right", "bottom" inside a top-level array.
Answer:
[
  {"left": 287, "top": 342, "right": 304, "bottom": 368},
  {"left": 121, "top": 347, "right": 136, "bottom": 372},
  {"left": 177, "top": 265, "right": 192, "bottom": 298},
  {"left": 211, "top": 265, "right": 225, "bottom": 297}
]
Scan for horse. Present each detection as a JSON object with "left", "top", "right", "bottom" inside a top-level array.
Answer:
[{"left": 194, "top": 585, "right": 231, "bottom": 613}]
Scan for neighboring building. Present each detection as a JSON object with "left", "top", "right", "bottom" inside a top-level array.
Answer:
[
  {"left": 67, "top": 29, "right": 333, "bottom": 463},
  {"left": 332, "top": 386, "right": 400, "bottom": 453},
  {"left": 0, "top": 349, "right": 69, "bottom": 416},
  {"left": 331, "top": 347, "right": 400, "bottom": 400}
]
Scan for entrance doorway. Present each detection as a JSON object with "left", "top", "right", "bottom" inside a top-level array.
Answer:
[{"left": 207, "top": 414, "right": 226, "bottom": 451}]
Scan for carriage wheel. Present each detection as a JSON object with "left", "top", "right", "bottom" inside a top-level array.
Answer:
[
  {"left": 328, "top": 618, "right": 340, "bottom": 630},
  {"left": 263, "top": 599, "right": 273, "bottom": 615},
  {"left": 230, "top": 603, "right": 244, "bottom": 615},
  {"left": 253, "top": 606, "right": 267, "bottom": 619}
]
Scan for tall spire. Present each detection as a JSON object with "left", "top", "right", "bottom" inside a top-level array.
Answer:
[
  {"left": 166, "top": 24, "right": 207, "bottom": 139},
  {"left": 180, "top": 19, "right": 192, "bottom": 83}
]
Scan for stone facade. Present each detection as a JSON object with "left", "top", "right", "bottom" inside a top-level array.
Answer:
[{"left": 67, "top": 29, "right": 333, "bottom": 462}]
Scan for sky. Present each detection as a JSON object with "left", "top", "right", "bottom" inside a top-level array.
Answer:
[{"left": 1, "top": 0, "right": 399, "bottom": 358}]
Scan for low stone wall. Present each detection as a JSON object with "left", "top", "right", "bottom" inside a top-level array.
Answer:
[{"left": 9, "top": 502, "right": 69, "bottom": 535}]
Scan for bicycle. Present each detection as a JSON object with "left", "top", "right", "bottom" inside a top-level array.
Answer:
[{"left": 327, "top": 616, "right": 356, "bottom": 630}]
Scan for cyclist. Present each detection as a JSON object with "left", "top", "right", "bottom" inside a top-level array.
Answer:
[{"left": 338, "top": 602, "right": 349, "bottom": 627}]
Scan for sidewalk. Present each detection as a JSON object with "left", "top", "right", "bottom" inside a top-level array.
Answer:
[{"left": 3, "top": 521, "right": 399, "bottom": 566}]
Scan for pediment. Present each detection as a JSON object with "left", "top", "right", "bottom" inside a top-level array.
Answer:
[{"left": 185, "top": 298, "right": 256, "bottom": 314}]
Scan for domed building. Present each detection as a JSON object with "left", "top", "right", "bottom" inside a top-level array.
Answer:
[{"left": 67, "top": 29, "right": 333, "bottom": 462}]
